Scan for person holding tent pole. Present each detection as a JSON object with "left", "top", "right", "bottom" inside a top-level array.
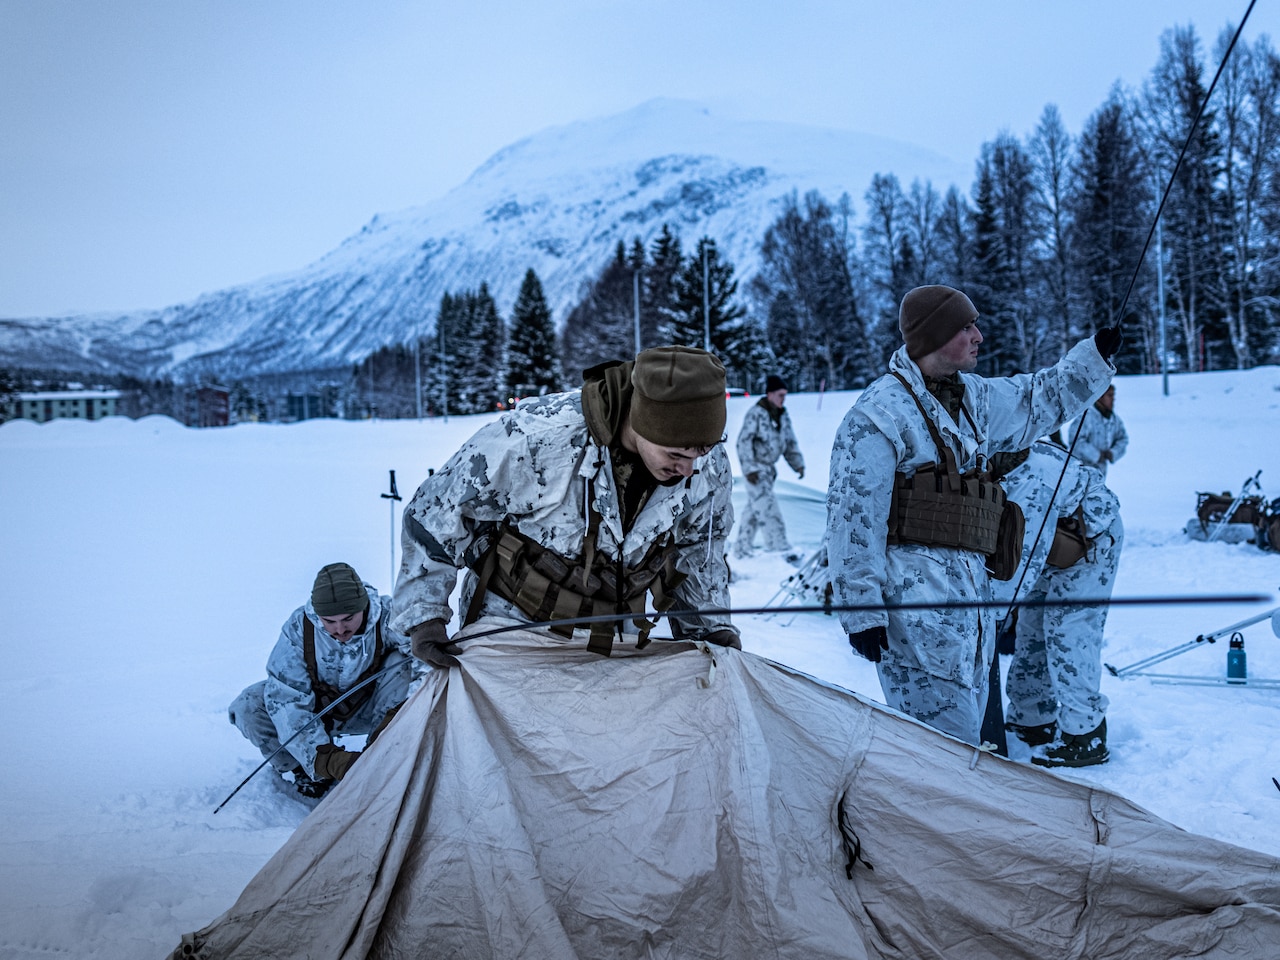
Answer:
[
  {"left": 392, "top": 344, "right": 741, "bottom": 665},
  {"left": 228, "top": 562, "right": 420, "bottom": 799},
  {"left": 825, "top": 284, "right": 1120, "bottom": 745},
  {"left": 734, "top": 374, "right": 806, "bottom": 563}
]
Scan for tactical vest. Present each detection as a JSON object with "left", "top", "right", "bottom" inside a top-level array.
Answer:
[
  {"left": 463, "top": 480, "right": 688, "bottom": 657},
  {"left": 885, "top": 371, "right": 1023, "bottom": 580},
  {"left": 301, "top": 615, "right": 385, "bottom": 727}
]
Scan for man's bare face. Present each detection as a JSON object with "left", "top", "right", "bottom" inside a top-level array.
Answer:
[
  {"left": 929, "top": 321, "right": 983, "bottom": 375},
  {"left": 631, "top": 434, "right": 707, "bottom": 483}
]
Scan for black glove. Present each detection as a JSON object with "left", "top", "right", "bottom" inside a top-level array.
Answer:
[
  {"left": 411, "top": 618, "right": 461, "bottom": 669},
  {"left": 701, "top": 629, "right": 742, "bottom": 650},
  {"left": 1094, "top": 325, "right": 1123, "bottom": 360},
  {"left": 848, "top": 626, "right": 889, "bottom": 663},
  {"left": 795, "top": 467, "right": 804, "bottom": 480},
  {"left": 745, "top": 471, "right": 760, "bottom": 485},
  {"left": 313, "top": 743, "right": 361, "bottom": 781}
]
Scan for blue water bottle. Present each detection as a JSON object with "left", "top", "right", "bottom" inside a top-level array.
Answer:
[{"left": 1227, "top": 633, "right": 1247, "bottom": 684}]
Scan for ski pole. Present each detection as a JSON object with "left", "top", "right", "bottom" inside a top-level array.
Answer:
[{"left": 381, "top": 470, "right": 402, "bottom": 592}]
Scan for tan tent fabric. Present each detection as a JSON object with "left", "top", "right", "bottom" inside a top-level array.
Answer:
[{"left": 174, "top": 624, "right": 1280, "bottom": 959}]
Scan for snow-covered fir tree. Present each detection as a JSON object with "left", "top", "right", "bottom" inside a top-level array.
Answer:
[{"left": 506, "top": 268, "right": 562, "bottom": 401}]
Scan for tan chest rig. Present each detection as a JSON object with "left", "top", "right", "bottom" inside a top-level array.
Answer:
[
  {"left": 885, "top": 371, "right": 1024, "bottom": 580},
  {"left": 462, "top": 475, "right": 688, "bottom": 656}
]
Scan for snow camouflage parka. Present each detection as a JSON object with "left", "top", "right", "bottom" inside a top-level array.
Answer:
[
  {"left": 736, "top": 399, "right": 804, "bottom": 482},
  {"left": 735, "top": 399, "right": 805, "bottom": 554},
  {"left": 262, "top": 585, "right": 417, "bottom": 777},
  {"left": 1066, "top": 403, "right": 1128, "bottom": 477},
  {"left": 392, "top": 388, "right": 737, "bottom": 643},
  {"left": 992, "top": 440, "right": 1121, "bottom": 610},
  {"left": 826, "top": 338, "right": 1114, "bottom": 695}
]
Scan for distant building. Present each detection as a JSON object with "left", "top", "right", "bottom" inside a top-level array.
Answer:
[
  {"left": 194, "top": 386, "right": 230, "bottom": 427},
  {"left": 2, "top": 389, "right": 122, "bottom": 423}
]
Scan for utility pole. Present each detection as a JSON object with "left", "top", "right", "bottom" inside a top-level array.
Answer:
[
  {"left": 702, "top": 239, "right": 716, "bottom": 353},
  {"left": 1157, "top": 219, "right": 1168, "bottom": 397},
  {"left": 414, "top": 337, "right": 423, "bottom": 419},
  {"left": 438, "top": 322, "right": 448, "bottom": 423},
  {"left": 634, "top": 269, "right": 642, "bottom": 356}
]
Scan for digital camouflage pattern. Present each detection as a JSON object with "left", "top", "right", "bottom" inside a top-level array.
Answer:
[
  {"left": 734, "top": 399, "right": 804, "bottom": 556},
  {"left": 1067, "top": 404, "right": 1128, "bottom": 477},
  {"left": 393, "top": 390, "right": 737, "bottom": 643},
  {"left": 826, "top": 338, "right": 1114, "bottom": 743},
  {"left": 228, "top": 584, "right": 418, "bottom": 779},
  {"left": 999, "top": 444, "right": 1123, "bottom": 736}
]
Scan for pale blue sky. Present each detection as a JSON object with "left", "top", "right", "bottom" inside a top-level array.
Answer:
[{"left": 1, "top": 0, "right": 1271, "bottom": 317}]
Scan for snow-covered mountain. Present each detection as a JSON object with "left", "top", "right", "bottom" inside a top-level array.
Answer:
[{"left": 0, "top": 99, "right": 970, "bottom": 381}]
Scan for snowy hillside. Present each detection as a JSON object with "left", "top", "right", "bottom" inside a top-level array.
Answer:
[
  {"left": 0, "top": 99, "right": 968, "bottom": 382},
  {"left": 2, "top": 366, "right": 1279, "bottom": 959}
]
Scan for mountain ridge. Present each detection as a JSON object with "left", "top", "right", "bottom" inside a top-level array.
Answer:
[{"left": 0, "top": 99, "right": 970, "bottom": 381}]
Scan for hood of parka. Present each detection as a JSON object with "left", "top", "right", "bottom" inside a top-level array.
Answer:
[{"left": 581, "top": 359, "right": 635, "bottom": 448}]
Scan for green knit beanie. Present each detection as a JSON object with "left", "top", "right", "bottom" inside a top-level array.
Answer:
[
  {"left": 899, "top": 285, "right": 979, "bottom": 359},
  {"left": 629, "top": 345, "right": 727, "bottom": 448},
  {"left": 311, "top": 562, "right": 369, "bottom": 616}
]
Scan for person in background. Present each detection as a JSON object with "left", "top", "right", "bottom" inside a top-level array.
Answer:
[
  {"left": 734, "top": 374, "right": 805, "bottom": 563},
  {"left": 997, "top": 441, "right": 1123, "bottom": 767},
  {"left": 826, "top": 284, "right": 1119, "bottom": 745},
  {"left": 393, "top": 345, "right": 741, "bottom": 666},
  {"left": 1069, "top": 384, "right": 1127, "bottom": 476},
  {"left": 229, "top": 562, "right": 418, "bottom": 799}
]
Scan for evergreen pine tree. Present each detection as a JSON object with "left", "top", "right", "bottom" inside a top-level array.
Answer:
[{"left": 506, "top": 268, "right": 562, "bottom": 401}]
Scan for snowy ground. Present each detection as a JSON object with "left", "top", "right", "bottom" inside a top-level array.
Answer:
[{"left": 2, "top": 367, "right": 1280, "bottom": 959}]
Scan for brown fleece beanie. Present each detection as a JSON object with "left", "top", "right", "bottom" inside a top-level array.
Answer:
[
  {"left": 311, "top": 562, "right": 369, "bottom": 616},
  {"left": 899, "top": 285, "right": 979, "bottom": 359},
  {"left": 629, "top": 345, "right": 727, "bottom": 448}
]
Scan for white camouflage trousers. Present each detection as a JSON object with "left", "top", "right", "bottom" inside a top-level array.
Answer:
[
  {"left": 734, "top": 466, "right": 790, "bottom": 556},
  {"left": 1005, "top": 516, "right": 1123, "bottom": 736}
]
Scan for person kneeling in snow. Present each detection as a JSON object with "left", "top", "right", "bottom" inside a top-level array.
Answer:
[
  {"left": 394, "top": 344, "right": 741, "bottom": 663},
  {"left": 228, "top": 562, "right": 419, "bottom": 799}
]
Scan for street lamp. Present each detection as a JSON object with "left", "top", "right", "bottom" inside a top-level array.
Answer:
[{"left": 702, "top": 238, "right": 716, "bottom": 353}]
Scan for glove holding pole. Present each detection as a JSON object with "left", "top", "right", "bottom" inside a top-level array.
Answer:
[
  {"left": 1094, "top": 325, "right": 1124, "bottom": 361},
  {"left": 411, "top": 618, "right": 463, "bottom": 669}
]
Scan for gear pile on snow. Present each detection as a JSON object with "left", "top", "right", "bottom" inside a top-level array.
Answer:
[{"left": 174, "top": 627, "right": 1280, "bottom": 959}]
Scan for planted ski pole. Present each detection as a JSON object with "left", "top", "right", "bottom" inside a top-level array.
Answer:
[{"left": 381, "top": 469, "right": 402, "bottom": 592}]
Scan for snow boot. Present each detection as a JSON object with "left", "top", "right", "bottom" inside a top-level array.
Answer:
[
  {"left": 1032, "top": 719, "right": 1109, "bottom": 768},
  {"left": 1006, "top": 721, "right": 1057, "bottom": 747},
  {"left": 290, "top": 766, "right": 333, "bottom": 800}
]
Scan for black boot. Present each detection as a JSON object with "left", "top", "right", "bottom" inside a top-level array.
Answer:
[
  {"left": 1006, "top": 721, "right": 1057, "bottom": 747},
  {"left": 1032, "top": 719, "right": 1109, "bottom": 768},
  {"left": 290, "top": 766, "right": 333, "bottom": 800}
]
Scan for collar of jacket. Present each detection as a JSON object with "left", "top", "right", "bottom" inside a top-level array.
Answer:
[
  {"left": 757, "top": 395, "right": 785, "bottom": 428},
  {"left": 581, "top": 359, "right": 634, "bottom": 447},
  {"left": 887, "top": 345, "right": 984, "bottom": 464}
]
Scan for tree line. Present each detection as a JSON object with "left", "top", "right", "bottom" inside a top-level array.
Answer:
[{"left": 353, "top": 21, "right": 1280, "bottom": 410}]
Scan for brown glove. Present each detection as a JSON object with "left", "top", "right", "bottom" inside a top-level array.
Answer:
[
  {"left": 411, "top": 619, "right": 461, "bottom": 669},
  {"left": 313, "top": 743, "right": 360, "bottom": 781},
  {"left": 745, "top": 471, "right": 760, "bottom": 485},
  {"left": 701, "top": 629, "right": 742, "bottom": 649}
]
